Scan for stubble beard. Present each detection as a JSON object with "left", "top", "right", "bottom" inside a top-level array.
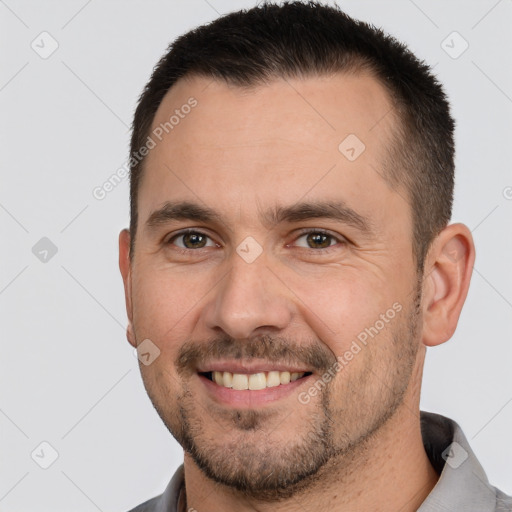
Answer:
[{"left": 144, "top": 285, "right": 422, "bottom": 502}]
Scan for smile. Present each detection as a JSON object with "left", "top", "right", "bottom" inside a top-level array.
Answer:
[{"left": 201, "top": 370, "right": 312, "bottom": 390}]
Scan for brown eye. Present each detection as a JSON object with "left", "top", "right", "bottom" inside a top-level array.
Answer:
[
  {"left": 169, "top": 231, "right": 215, "bottom": 249},
  {"left": 294, "top": 231, "right": 339, "bottom": 249},
  {"left": 305, "top": 232, "right": 333, "bottom": 248},
  {"left": 182, "top": 232, "right": 207, "bottom": 248}
]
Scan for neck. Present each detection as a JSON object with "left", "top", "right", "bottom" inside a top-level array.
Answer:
[{"left": 182, "top": 356, "right": 438, "bottom": 511}]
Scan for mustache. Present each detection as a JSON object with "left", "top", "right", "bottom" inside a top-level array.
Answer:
[{"left": 176, "top": 334, "right": 337, "bottom": 375}]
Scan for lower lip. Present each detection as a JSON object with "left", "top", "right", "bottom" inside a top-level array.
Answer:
[{"left": 198, "top": 373, "right": 313, "bottom": 407}]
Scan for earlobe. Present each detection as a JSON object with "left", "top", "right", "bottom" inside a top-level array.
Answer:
[
  {"left": 119, "top": 229, "right": 137, "bottom": 348},
  {"left": 126, "top": 320, "right": 136, "bottom": 348},
  {"left": 422, "top": 224, "right": 475, "bottom": 347}
]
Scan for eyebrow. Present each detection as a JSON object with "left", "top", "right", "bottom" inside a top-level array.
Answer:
[
  {"left": 145, "top": 201, "right": 224, "bottom": 230},
  {"left": 144, "top": 200, "right": 374, "bottom": 236},
  {"left": 261, "top": 201, "right": 373, "bottom": 234}
]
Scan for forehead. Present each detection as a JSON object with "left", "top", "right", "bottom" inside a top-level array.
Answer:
[{"left": 139, "top": 72, "right": 406, "bottom": 230}]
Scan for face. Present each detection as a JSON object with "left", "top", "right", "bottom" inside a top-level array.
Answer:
[{"left": 121, "top": 73, "right": 424, "bottom": 499}]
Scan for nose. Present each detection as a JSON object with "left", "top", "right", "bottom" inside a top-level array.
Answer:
[{"left": 201, "top": 250, "right": 294, "bottom": 340}]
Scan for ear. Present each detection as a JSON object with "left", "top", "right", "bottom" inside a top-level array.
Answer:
[
  {"left": 119, "top": 229, "right": 137, "bottom": 348},
  {"left": 421, "top": 223, "right": 476, "bottom": 347}
]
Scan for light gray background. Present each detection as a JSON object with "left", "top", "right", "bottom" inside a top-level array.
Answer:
[{"left": 1, "top": 0, "right": 511, "bottom": 510}]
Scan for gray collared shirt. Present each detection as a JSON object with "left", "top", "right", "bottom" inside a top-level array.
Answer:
[{"left": 128, "top": 411, "right": 511, "bottom": 511}]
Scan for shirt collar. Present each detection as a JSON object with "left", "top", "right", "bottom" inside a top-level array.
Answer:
[{"left": 418, "top": 411, "right": 499, "bottom": 511}]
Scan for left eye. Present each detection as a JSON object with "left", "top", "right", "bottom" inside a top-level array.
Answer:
[
  {"left": 294, "top": 231, "right": 340, "bottom": 249},
  {"left": 168, "top": 231, "right": 217, "bottom": 249}
]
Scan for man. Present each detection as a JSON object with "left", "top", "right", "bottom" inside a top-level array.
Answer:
[{"left": 119, "top": 2, "right": 511, "bottom": 511}]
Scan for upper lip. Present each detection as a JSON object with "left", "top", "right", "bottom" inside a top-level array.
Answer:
[{"left": 196, "top": 360, "right": 312, "bottom": 374}]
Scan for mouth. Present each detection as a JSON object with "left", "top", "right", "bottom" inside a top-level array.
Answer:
[
  {"left": 195, "top": 361, "right": 316, "bottom": 407},
  {"left": 199, "top": 370, "right": 313, "bottom": 390}
]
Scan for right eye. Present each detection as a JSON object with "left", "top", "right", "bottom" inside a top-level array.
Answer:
[{"left": 166, "top": 229, "right": 218, "bottom": 250}]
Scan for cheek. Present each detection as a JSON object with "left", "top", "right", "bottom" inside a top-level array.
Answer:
[
  {"left": 131, "top": 267, "right": 207, "bottom": 342},
  {"left": 286, "top": 268, "right": 402, "bottom": 356},
  {"left": 139, "top": 359, "right": 184, "bottom": 434}
]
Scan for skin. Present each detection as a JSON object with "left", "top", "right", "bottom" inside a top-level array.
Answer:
[{"left": 119, "top": 72, "right": 475, "bottom": 512}]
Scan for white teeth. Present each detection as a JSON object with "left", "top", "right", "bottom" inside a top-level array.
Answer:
[
  {"left": 223, "top": 371, "right": 233, "bottom": 388},
  {"left": 232, "top": 373, "right": 249, "bottom": 390},
  {"left": 214, "top": 371, "right": 224, "bottom": 386},
  {"left": 266, "top": 371, "right": 281, "bottom": 387},
  {"left": 210, "top": 370, "right": 306, "bottom": 389},
  {"left": 248, "top": 373, "right": 266, "bottom": 390}
]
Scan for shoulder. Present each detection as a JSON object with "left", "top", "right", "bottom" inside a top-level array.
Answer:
[
  {"left": 420, "top": 410, "right": 512, "bottom": 511},
  {"left": 125, "top": 465, "right": 184, "bottom": 512},
  {"left": 126, "top": 495, "right": 162, "bottom": 512},
  {"left": 496, "top": 488, "right": 512, "bottom": 511}
]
